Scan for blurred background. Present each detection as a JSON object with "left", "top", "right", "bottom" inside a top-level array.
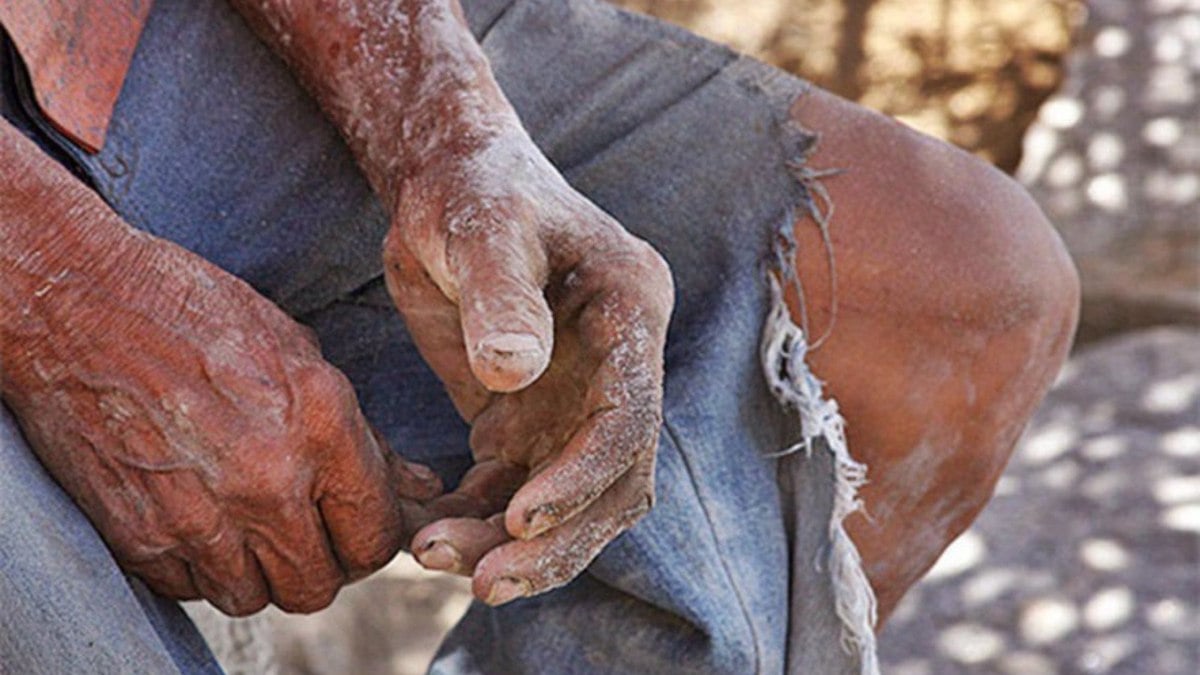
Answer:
[{"left": 189, "top": 0, "right": 1200, "bottom": 672}]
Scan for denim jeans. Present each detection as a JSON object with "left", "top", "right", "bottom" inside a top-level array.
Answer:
[{"left": 0, "top": 1, "right": 877, "bottom": 672}]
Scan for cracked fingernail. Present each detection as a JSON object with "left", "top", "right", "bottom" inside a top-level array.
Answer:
[
  {"left": 479, "top": 332, "right": 541, "bottom": 355},
  {"left": 524, "top": 505, "right": 557, "bottom": 539},
  {"left": 486, "top": 577, "right": 531, "bottom": 605},
  {"left": 417, "top": 541, "right": 461, "bottom": 571},
  {"left": 477, "top": 333, "right": 546, "bottom": 367}
]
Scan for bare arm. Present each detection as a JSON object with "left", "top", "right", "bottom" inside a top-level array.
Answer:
[
  {"left": 229, "top": 0, "right": 518, "bottom": 207},
  {"left": 231, "top": 0, "right": 675, "bottom": 605}
]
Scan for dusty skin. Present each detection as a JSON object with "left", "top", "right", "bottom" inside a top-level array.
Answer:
[
  {"left": 0, "top": 120, "right": 443, "bottom": 617},
  {"left": 787, "top": 88, "right": 1079, "bottom": 620},
  {"left": 0, "top": 0, "right": 1077, "bottom": 623},
  {"left": 1, "top": 0, "right": 674, "bottom": 613}
]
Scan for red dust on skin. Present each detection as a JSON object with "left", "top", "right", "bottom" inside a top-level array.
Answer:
[
  {"left": 228, "top": 0, "right": 676, "bottom": 607},
  {"left": 0, "top": 119, "right": 443, "bottom": 617},
  {"left": 0, "top": 0, "right": 1077, "bottom": 622}
]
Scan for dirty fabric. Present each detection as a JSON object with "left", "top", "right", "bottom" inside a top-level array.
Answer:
[{"left": 0, "top": 0, "right": 877, "bottom": 673}]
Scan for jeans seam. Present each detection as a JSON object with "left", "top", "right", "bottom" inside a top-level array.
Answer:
[{"left": 661, "top": 418, "right": 764, "bottom": 675}]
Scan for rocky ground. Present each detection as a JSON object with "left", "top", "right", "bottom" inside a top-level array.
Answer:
[
  {"left": 189, "top": 1, "right": 1200, "bottom": 673},
  {"left": 1018, "top": 0, "right": 1200, "bottom": 342},
  {"left": 879, "top": 328, "right": 1200, "bottom": 674}
]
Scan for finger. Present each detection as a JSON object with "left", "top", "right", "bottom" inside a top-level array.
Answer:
[
  {"left": 408, "top": 456, "right": 525, "bottom": 566},
  {"left": 449, "top": 218, "right": 553, "bottom": 393},
  {"left": 422, "top": 459, "right": 526, "bottom": 519},
  {"left": 371, "top": 425, "right": 443, "bottom": 501},
  {"left": 403, "top": 460, "right": 524, "bottom": 562},
  {"left": 505, "top": 406, "right": 657, "bottom": 541},
  {"left": 316, "top": 416, "right": 407, "bottom": 580},
  {"left": 383, "top": 231, "right": 493, "bottom": 420},
  {"left": 412, "top": 513, "right": 510, "bottom": 575},
  {"left": 248, "top": 514, "right": 345, "bottom": 614},
  {"left": 474, "top": 453, "right": 655, "bottom": 605},
  {"left": 185, "top": 530, "right": 271, "bottom": 617},
  {"left": 390, "top": 455, "right": 443, "bottom": 501},
  {"left": 504, "top": 292, "right": 665, "bottom": 540},
  {"left": 123, "top": 553, "right": 200, "bottom": 601},
  {"left": 318, "top": 485, "right": 404, "bottom": 581}
]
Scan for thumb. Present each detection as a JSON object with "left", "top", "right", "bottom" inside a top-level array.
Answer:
[{"left": 450, "top": 222, "right": 553, "bottom": 393}]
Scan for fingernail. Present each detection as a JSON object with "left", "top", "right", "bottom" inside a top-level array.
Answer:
[
  {"left": 479, "top": 332, "right": 542, "bottom": 356},
  {"left": 476, "top": 333, "right": 546, "bottom": 369},
  {"left": 486, "top": 577, "right": 531, "bottom": 605},
  {"left": 524, "top": 505, "right": 557, "bottom": 539},
  {"left": 406, "top": 462, "right": 438, "bottom": 483},
  {"left": 417, "top": 541, "right": 461, "bottom": 571}
]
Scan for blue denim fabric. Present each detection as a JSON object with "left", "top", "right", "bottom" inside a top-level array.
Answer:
[
  {"left": 0, "top": 0, "right": 862, "bottom": 673},
  {"left": 0, "top": 405, "right": 222, "bottom": 674}
]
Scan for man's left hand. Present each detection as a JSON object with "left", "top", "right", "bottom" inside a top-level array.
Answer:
[{"left": 384, "top": 128, "right": 674, "bottom": 605}]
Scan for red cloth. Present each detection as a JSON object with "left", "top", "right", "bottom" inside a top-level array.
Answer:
[{"left": 0, "top": 1, "right": 151, "bottom": 152}]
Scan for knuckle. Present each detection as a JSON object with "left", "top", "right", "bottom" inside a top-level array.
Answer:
[
  {"left": 222, "top": 591, "right": 269, "bottom": 618},
  {"left": 121, "top": 557, "right": 196, "bottom": 600},
  {"left": 276, "top": 578, "right": 342, "bottom": 614},
  {"left": 636, "top": 240, "right": 671, "bottom": 282},
  {"left": 171, "top": 511, "right": 228, "bottom": 546},
  {"left": 295, "top": 361, "right": 355, "bottom": 405},
  {"left": 196, "top": 571, "right": 262, "bottom": 617},
  {"left": 381, "top": 227, "right": 405, "bottom": 267},
  {"left": 625, "top": 489, "right": 655, "bottom": 527},
  {"left": 633, "top": 242, "right": 675, "bottom": 317},
  {"left": 105, "top": 527, "right": 168, "bottom": 563},
  {"left": 338, "top": 536, "right": 398, "bottom": 578},
  {"left": 608, "top": 409, "right": 661, "bottom": 461},
  {"left": 382, "top": 230, "right": 418, "bottom": 293},
  {"left": 293, "top": 363, "right": 364, "bottom": 447},
  {"left": 639, "top": 488, "right": 656, "bottom": 514},
  {"left": 631, "top": 408, "right": 664, "bottom": 444},
  {"left": 594, "top": 237, "right": 673, "bottom": 324}
]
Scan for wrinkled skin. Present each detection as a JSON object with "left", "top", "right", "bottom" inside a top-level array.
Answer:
[
  {"left": 229, "top": 0, "right": 676, "bottom": 605},
  {"left": 2, "top": 0, "right": 1079, "bottom": 621},
  {"left": 385, "top": 132, "right": 673, "bottom": 603},
  {"left": 0, "top": 120, "right": 441, "bottom": 616},
  {"left": 1, "top": 0, "right": 676, "bottom": 613}
]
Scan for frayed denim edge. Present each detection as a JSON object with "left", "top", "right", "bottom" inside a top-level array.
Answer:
[{"left": 761, "top": 145, "right": 881, "bottom": 675}]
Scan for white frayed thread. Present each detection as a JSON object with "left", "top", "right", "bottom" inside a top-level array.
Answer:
[{"left": 761, "top": 275, "right": 880, "bottom": 675}]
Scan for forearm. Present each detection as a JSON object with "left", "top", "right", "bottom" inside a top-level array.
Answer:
[
  {"left": 0, "top": 121, "right": 149, "bottom": 380},
  {"left": 0, "top": 121, "right": 274, "bottom": 403},
  {"left": 0, "top": 122, "right": 137, "bottom": 275},
  {"left": 230, "top": 0, "right": 520, "bottom": 210}
]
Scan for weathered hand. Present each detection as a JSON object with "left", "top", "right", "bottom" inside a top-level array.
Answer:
[
  {"left": 0, "top": 181, "right": 440, "bottom": 616},
  {"left": 385, "top": 130, "right": 674, "bottom": 605}
]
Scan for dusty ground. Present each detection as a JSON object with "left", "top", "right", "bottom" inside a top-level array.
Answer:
[{"left": 1017, "top": 0, "right": 1200, "bottom": 342}]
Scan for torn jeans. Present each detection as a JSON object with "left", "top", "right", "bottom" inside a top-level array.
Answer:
[{"left": 0, "top": 0, "right": 878, "bottom": 672}]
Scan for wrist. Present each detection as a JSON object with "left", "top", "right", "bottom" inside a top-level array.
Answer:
[{"left": 230, "top": 0, "right": 520, "bottom": 208}]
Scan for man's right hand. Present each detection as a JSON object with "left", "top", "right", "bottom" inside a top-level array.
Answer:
[{"left": 0, "top": 120, "right": 439, "bottom": 615}]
